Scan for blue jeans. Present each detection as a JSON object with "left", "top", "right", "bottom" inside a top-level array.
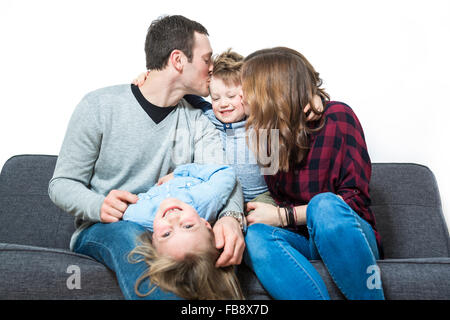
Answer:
[
  {"left": 244, "top": 192, "right": 384, "bottom": 300},
  {"left": 73, "top": 220, "right": 182, "bottom": 300}
]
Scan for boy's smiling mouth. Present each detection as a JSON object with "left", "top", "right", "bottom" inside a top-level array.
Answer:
[{"left": 220, "top": 108, "right": 235, "bottom": 116}]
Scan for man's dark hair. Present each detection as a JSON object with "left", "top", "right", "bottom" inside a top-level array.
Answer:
[{"left": 145, "top": 15, "right": 209, "bottom": 71}]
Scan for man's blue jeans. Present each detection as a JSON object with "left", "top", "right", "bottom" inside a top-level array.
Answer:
[
  {"left": 73, "top": 220, "right": 181, "bottom": 300},
  {"left": 244, "top": 192, "right": 384, "bottom": 300}
]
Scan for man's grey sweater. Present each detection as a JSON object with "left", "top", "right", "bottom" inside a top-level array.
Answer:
[{"left": 48, "top": 84, "right": 243, "bottom": 250}]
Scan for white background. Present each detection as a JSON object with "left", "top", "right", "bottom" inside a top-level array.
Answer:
[{"left": 1, "top": 0, "right": 449, "bottom": 229}]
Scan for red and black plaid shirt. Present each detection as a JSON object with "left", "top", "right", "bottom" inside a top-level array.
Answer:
[{"left": 264, "top": 101, "right": 382, "bottom": 254}]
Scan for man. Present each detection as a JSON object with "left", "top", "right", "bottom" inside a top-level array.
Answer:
[{"left": 48, "top": 15, "right": 245, "bottom": 300}]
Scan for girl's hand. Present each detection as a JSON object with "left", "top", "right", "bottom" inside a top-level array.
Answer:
[
  {"left": 245, "top": 202, "right": 281, "bottom": 227},
  {"left": 132, "top": 71, "right": 149, "bottom": 87},
  {"left": 157, "top": 172, "right": 174, "bottom": 186}
]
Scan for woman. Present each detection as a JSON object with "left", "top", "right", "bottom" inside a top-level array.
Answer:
[{"left": 241, "top": 47, "right": 385, "bottom": 300}]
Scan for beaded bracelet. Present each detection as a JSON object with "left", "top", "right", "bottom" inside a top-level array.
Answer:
[
  {"left": 282, "top": 205, "right": 297, "bottom": 227},
  {"left": 284, "top": 207, "right": 292, "bottom": 227}
]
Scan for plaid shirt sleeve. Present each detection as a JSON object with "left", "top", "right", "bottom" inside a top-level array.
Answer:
[
  {"left": 323, "top": 104, "right": 369, "bottom": 202},
  {"left": 329, "top": 104, "right": 375, "bottom": 222},
  {"left": 326, "top": 103, "right": 381, "bottom": 252}
]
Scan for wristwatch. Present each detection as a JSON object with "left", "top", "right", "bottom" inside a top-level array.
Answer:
[{"left": 218, "top": 211, "right": 247, "bottom": 234}]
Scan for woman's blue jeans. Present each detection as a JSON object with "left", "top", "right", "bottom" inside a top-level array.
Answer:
[
  {"left": 73, "top": 220, "right": 182, "bottom": 300},
  {"left": 244, "top": 192, "right": 384, "bottom": 300}
]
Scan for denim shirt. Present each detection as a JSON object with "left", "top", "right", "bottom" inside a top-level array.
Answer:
[
  {"left": 183, "top": 95, "right": 268, "bottom": 203},
  {"left": 123, "top": 163, "right": 236, "bottom": 232}
]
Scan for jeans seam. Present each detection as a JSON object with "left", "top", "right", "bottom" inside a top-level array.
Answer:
[
  {"left": 78, "top": 239, "right": 133, "bottom": 299},
  {"left": 309, "top": 207, "right": 381, "bottom": 300},
  {"left": 311, "top": 234, "right": 351, "bottom": 299},
  {"left": 272, "top": 228, "right": 328, "bottom": 300}
]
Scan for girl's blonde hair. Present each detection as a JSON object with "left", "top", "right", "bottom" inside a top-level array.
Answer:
[
  {"left": 212, "top": 48, "right": 244, "bottom": 86},
  {"left": 242, "top": 47, "right": 329, "bottom": 173},
  {"left": 128, "top": 231, "right": 245, "bottom": 300}
]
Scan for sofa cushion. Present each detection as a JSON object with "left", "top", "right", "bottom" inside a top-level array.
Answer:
[
  {"left": 0, "top": 243, "right": 123, "bottom": 299},
  {"left": 239, "top": 258, "right": 450, "bottom": 300},
  {"left": 2, "top": 242, "right": 449, "bottom": 300},
  {"left": 374, "top": 258, "right": 450, "bottom": 300}
]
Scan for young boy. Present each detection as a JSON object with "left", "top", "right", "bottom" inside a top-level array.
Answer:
[{"left": 184, "top": 49, "right": 269, "bottom": 203}]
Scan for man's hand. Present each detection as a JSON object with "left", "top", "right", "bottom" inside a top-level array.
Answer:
[
  {"left": 245, "top": 202, "right": 280, "bottom": 227},
  {"left": 100, "top": 190, "right": 138, "bottom": 223},
  {"left": 213, "top": 216, "right": 245, "bottom": 268}
]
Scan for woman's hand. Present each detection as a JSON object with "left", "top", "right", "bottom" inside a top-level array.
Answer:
[
  {"left": 245, "top": 202, "right": 281, "bottom": 227},
  {"left": 132, "top": 71, "right": 149, "bottom": 87}
]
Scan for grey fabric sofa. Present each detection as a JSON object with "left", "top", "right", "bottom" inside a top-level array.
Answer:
[{"left": 0, "top": 154, "right": 449, "bottom": 300}]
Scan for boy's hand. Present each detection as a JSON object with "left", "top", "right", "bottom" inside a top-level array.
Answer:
[
  {"left": 304, "top": 94, "right": 324, "bottom": 121},
  {"left": 100, "top": 190, "right": 138, "bottom": 223},
  {"left": 157, "top": 172, "right": 174, "bottom": 186},
  {"left": 213, "top": 216, "right": 245, "bottom": 267},
  {"left": 131, "top": 71, "right": 149, "bottom": 87}
]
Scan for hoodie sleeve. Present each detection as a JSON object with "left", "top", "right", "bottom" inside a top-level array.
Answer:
[{"left": 176, "top": 164, "right": 237, "bottom": 222}]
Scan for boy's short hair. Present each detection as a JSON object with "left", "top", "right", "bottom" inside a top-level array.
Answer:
[
  {"left": 145, "top": 15, "right": 209, "bottom": 71},
  {"left": 212, "top": 48, "right": 244, "bottom": 86}
]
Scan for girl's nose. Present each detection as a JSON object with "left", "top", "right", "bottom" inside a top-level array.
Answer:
[{"left": 166, "top": 211, "right": 181, "bottom": 223}]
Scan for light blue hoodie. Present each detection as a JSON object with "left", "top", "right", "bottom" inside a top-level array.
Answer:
[
  {"left": 123, "top": 163, "right": 236, "bottom": 232},
  {"left": 183, "top": 95, "right": 268, "bottom": 203}
]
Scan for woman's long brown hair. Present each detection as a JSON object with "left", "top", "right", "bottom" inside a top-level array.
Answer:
[{"left": 242, "top": 47, "right": 329, "bottom": 173}]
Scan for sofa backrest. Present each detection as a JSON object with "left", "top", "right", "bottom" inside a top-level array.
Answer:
[
  {"left": 0, "top": 155, "right": 75, "bottom": 249},
  {"left": 369, "top": 163, "right": 449, "bottom": 258},
  {"left": 0, "top": 155, "right": 449, "bottom": 258}
]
